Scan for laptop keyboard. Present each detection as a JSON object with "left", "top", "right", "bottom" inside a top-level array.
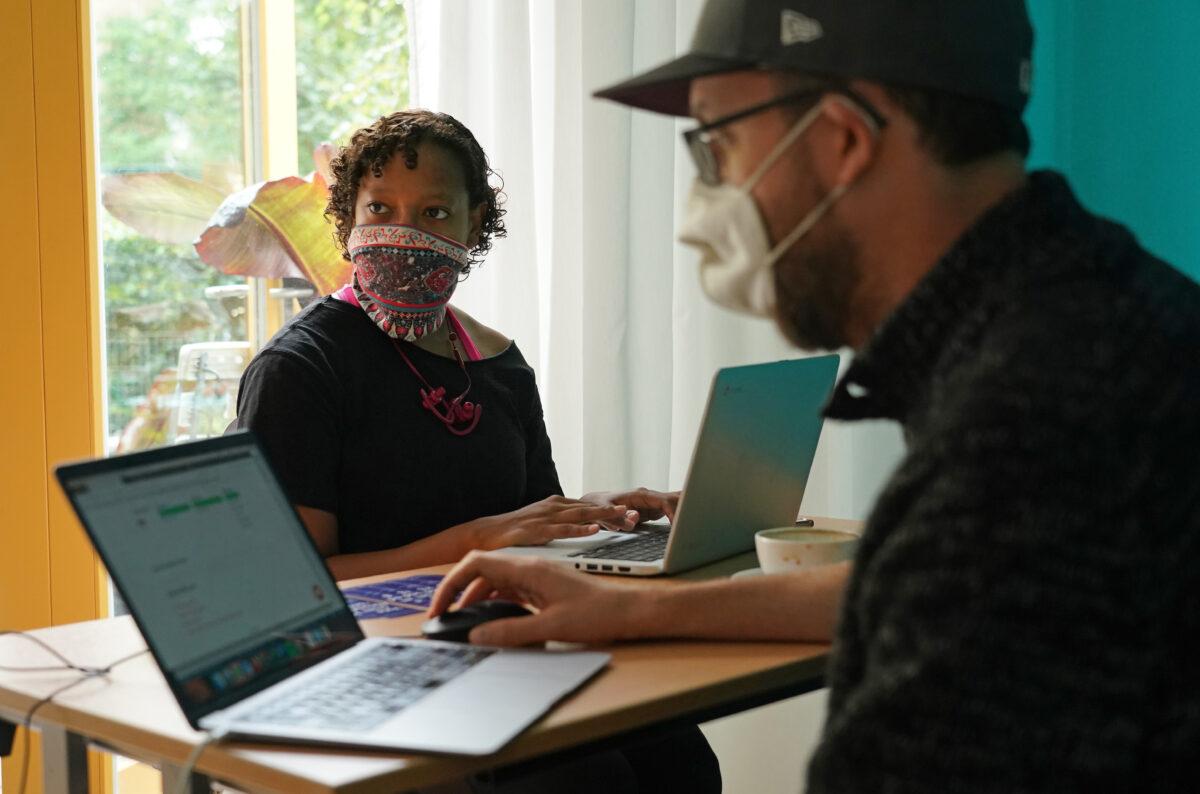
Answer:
[
  {"left": 569, "top": 528, "right": 670, "bottom": 562},
  {"left": 240, "top": 642, "right": 492, "bottom": 732}
]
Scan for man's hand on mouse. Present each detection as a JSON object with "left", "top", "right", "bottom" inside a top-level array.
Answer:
[{"left": 428, "top": 552, "right": 649, "bottom": 646}]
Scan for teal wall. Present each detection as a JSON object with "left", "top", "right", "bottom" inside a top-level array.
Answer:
[{"left": 1024, "top": 1, "right": 1200, "bottom": 280}]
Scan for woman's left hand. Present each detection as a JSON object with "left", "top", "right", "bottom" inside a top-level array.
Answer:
[{"left": 582, "top": 487, "right": 681, "bottom": 526}]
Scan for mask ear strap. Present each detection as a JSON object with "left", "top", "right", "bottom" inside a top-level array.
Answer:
[
  {"left": 742, "top": 101, "right": 825, "bottom": 191},
  {"left": 827, "top": 94, "right": 884, "bottom": 136},
  {"left": 762, "top": 95, "right": 881, "bottom": 262},
  {"left": 765, "top": 182, "right": 848, "bottom": 266}
]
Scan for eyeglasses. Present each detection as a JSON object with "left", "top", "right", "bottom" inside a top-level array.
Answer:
[{"left": 682, "top": 87, "right": 888, "bottom": 186}]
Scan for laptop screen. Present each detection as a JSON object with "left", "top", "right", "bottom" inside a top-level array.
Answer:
[{"left": 57, "top": 433, "right": 361, "bottom": 721}]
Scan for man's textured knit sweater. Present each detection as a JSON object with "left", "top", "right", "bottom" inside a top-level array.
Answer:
[{"left": 807, "top": 172, "right": 1200, "bottom": 792}]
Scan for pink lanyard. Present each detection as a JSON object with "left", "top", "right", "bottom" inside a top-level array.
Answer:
[
  {"left": 334, "top": 284, "right": 484, "bottom": 435},
  {"left": 333, "top": 284, "right": 483, "bottom": 361}
]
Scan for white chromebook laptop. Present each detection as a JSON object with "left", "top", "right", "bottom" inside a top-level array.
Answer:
[
  {"left": 499, "top": 354, "right": 840, "bottom": 576},
  {"left": 56, "top": 433, "right": 608, "bottom": 756}
]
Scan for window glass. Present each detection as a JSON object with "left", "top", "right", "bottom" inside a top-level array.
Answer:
[
  {"left": 294, "top": 0, "right": 411, "bottom": 174},
  {"left": 93, "top": 2, "right": 252, "bottom": 789},
  {"left": 95, "top": 0, "right": 248, "bottom": 454}
]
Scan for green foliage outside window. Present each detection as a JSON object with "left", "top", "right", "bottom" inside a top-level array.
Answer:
[
  {"left": 295, "top": 0, "right": 410, "bottom": 176},
  {"left": 97, "top": 0, "right": 246, "bottom": 442},
  {"left": 96, "top": 0, "right": 244, "bottom": 184}
]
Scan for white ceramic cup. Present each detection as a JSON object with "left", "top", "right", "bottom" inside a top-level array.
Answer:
[{"left": 754, "top": 526, "right": 860, "bottom": 574}]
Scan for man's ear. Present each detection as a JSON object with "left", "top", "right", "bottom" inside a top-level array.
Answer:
[
  {"left": 466, "top": 201, "right": 486, "bottom": 249},
  {"left": 818, "top": 96, "right": 882, "bottom": 188}
]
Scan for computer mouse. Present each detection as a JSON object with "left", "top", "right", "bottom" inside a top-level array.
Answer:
[{"left": 420, "top": 600, "right": 533, "bottom": 643}]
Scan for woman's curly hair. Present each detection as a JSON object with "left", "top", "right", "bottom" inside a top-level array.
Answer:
[{"left": 326, "top": 109, "right": 507, "bottom": 271}]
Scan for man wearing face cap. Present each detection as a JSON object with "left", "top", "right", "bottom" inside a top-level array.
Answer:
[{"left": 430, "top": 1, "right": 1200, "bottom": 789}]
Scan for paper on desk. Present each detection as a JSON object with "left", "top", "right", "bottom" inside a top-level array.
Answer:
[
  {"left": 345, "top": 598, "right": 420, "bottom": 620},
  {"left": 341, "top": 574, "right": 445, "bottom": 609}
]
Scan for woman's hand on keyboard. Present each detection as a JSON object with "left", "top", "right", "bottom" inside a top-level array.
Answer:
[
  {"left": 468, "top": 495, "right": 632, "bottom": 550},
  {"left": 582, "top": 487, "right": 680, "bottom": 525}
]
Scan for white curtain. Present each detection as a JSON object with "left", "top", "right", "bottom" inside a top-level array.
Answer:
[{"left": 409, "top": 0, "right": 902, "bottom": 519}]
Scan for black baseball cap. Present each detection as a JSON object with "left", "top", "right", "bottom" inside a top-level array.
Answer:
[{"left": 594, "top": 0, "right": 1033, "bottom": 116}]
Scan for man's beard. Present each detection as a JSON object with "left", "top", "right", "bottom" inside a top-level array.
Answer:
[{"left": 771, "top": 170, "right": 861, "bottom": 351}]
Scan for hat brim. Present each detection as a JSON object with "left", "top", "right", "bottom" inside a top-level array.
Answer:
[{"left": 593, "top": 52, "right": 755, "bottom": 117}]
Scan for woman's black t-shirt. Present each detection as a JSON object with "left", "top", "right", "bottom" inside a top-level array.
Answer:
[{"left": 235, "top": 297, "right": 563, "bottom": 554}]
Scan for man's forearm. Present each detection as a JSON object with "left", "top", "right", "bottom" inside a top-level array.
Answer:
[{"left": 624, "top": 561, "right": 851, "bottom": 642}]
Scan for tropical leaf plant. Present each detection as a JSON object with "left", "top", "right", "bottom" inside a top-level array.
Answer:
[
  {"left": 101, "top": 143, "right": 350, "bottom": 295},
  {"left": 100, "top": 172, "right": 227, "bottom": 245}
]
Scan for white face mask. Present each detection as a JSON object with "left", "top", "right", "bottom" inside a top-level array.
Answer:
[{"left": 677, "top": 101, "right": 848, "bottom": 317}]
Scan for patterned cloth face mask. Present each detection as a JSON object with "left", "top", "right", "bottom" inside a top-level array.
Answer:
[{"left": 349, "top": 224, "right": 470, "bottom": 341}]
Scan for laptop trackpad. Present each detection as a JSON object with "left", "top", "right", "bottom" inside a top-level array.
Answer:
[
  {"left": 542, "top": 529, "right": 638, "bottom": 550},
  {"left": 498, "top": 527, "right": 651, "bottom": 558}
]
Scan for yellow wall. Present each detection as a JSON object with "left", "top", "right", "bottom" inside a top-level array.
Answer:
[{"left": 0, "top": 0, "right": 107, "bottom": 790}]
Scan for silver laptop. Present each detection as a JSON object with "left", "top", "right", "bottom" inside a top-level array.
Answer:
[
  {"left": 499, "top": 355, "right": 840, "bottom": 576},
  {"left": 55, "top": 433, "right": 608, "bottom": 755}
]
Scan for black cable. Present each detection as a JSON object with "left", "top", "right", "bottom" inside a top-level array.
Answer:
[
  {"left": 84, "top": 646, "right": 151, "bottom": 675},
  {"left": 0, "top": 630, "right": 94, "bottom": 673},
  {"left": 16, "top": 674, "right": 102, "bottom": 794},
  {"left": 1, "top": 630, "right": 150, "bottom": 794},
  {"left": 169, "top": 727, "right": 228, "bottom": 794}
]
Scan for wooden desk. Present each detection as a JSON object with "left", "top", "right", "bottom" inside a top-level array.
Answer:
[{"left": 0, "top": 534, "right": 852, "bottom": 793}]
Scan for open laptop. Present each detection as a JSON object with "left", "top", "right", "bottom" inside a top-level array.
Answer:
[
  {"left": 499, "top": 354, "right": 840, "bottom": 576},
  {"left": 55, "top": 433, "right": 608, "bottom": 755}
]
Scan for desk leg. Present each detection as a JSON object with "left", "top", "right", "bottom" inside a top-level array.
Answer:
[
  {"left": 41, "top": 725, "right": 89, "bottom": 794},
  {"left": 160, "top": 762, "right": 212, "bottom": 793}
]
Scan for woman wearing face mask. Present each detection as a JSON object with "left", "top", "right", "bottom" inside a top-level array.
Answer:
[
  {"left": 234, "top": 110, "right": 719, "bottom": 794},
  {"left": 234, "top": 110, "right": 675, "bottom": 581}
]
